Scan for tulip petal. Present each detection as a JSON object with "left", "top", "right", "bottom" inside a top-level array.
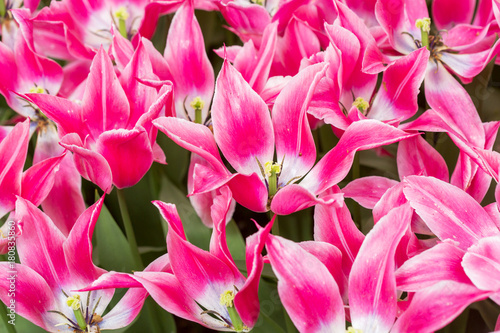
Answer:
[
  {"left": 343, "top": 176, "right": 399, "bottom": 209},
  {"left": 462, "top": 235, "right": 500, "bottom": 292}
]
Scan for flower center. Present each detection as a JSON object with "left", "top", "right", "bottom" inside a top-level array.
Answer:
[
  {"left": 219, "top": 290, "right": 246, "bottom": 332},
  {"left": 352, "top": 97, "right": 369, "bottom": 114},
  {"left": 29, "top": 86, "right": 45, "bottom": 94},
  {"left": 114, "top": 6, "right": 130, "bottom": 38},
  {"left": 190, "top": 97, "right": 205, "bottom": 124},
  {"left": 49, "top": 291, "right": 103, "bottom": 333},
  {"left": 346, "top": 327, "right": 363, "bottom": 333}
]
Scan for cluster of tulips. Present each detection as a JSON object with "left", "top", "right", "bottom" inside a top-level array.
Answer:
[{"left": 1, "top": 0, "right": 500, "bottom": 332}]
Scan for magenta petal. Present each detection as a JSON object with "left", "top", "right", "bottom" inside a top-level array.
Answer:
[
  {"left": 369, "top": 48, "right": 429, "bottom": 122},
  {"left": 63, "top": 196, "right": 106, "bottom": 287},
  {"left": 396, "top": 241, "right": 469, "bottom": 291},
  {"left": 212, "top": 60, "right": 274, "bottom": 175},
  {"left": 314, "top": 201, "right": 365, "bottom": 276},
  {"left": 432, "top": 0, "right": 475, "bottom": 30},
  {"left": 343, "top": 176, "right": 399, "bottom": 209},
  {"left": 270, "top": 184, "right": 344, "bottom": 215},
  {"left": 349, "top": 204, "right": 412, "bottom": 333},
  {"left": 273, "top": 63, "right": 327, "bottom": 183},
  {"left": 15, "top": 197, "right": 70, "bottom": 291},
  {"left": 266, "top": 234, "right": 345, "bottom": 333},
  {"left": 0, "top": 119, "right": 29, "bottom": 218},
  {"left": 227, "top": 172, "right": 269, "bottom": 213},
  {"left": 397, "top": 135, "right": 449, "bottom": 181},
  {"left": 234, "top": 219, "right": 273, "bottom": 328},
  {"left": 82, "top": 47, "right": 130, "bottom": 135},
  {"left": 0, "top": 263, "right": 56, "bottom": 330},
  {"left": 424, "top": 61, "right": 485, "bottom": 147},
  {"left": 60, "top": 133, "right": 113, "bottom": 193},
  {"left": 392, "top": 281, "right": 489, "bottom": 333},
  {"left": 301, "top": 120, "right": 416, "bottom": 194},
  {"left": 96, "top": 128, "right": 153, "bottom": 189},
  {"left": 462, "top": 235, "right": 500, "bottom": 292},
  {"left": 21, "top": 152, "right": 66, "bottom": 207},
  {"left": 153, "top": 117, "right": 227, "bottom": 173},
  {"left": 165, "top": 0, "right": 214, "bottom": 121},
  {"left": 403, "top": 176, "right": 499, "bottom": 249}
]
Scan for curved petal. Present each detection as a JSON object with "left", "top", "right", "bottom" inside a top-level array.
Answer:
[
  {"left": 342, "top": 176, "right": 399, "bottom": 209},
  {"left": 432, "top": 0, "right": 475, "bottom": 30},
  {"left": 96, "top": 128, "right": 153, "bottom": 189},
  {"left": 227, "top": 172, "right": 269, "bottom": 213},
  {"left": 212, "top": 59, "right": 274, "bottom": 175},
  {"left": 266, "top": 234, "right": 345, "bottom": 333},
  {"left": 462, "top": 235, "right": 500, "bottom": 291}
]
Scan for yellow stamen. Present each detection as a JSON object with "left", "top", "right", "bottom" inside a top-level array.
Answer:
[
  {"left": 264, "top": 161, "right": 281, "bottom": 178},
  {"left": 29, "top": 86, "right": 45, "bottom": 94},
  {"left": 346, "top": 327, "right": 363, "bottom": 333},
  {"left": 415, "top": 18, "right": 431, "bottom": 33},
  {"left": 114, "top": 6, "right": 130, "bottom": 20},
  {"left": 352, "top": 97, "right": 369, "bottom": 113},
  {"left": 220, "top": 290, "right": 235, "bottom": 308},
  {"left": 66, "top": 295, "right": 81, "bottom": 311},
  {"left": 190, "top": 97, "right": 205, "bottom": 111}
]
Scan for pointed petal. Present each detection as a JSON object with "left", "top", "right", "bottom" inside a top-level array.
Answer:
[
  {"left": 0, "top": 119, "right": 29, "bottom": 218},
  {"left": 301, "top": 120, "right": 416, "bottom": 194},
  {"left": 462, "top": 235, "right": 500, "bottom": 291},
  {"left": 227, "top": 172, "right": 269, "bottom": 212},
  {"left": 0, "top": 263, "right": 56, "bottom": 330},
  {"left": 273, "top": 63, "right": 327, "bottom": 183},
  {"left": 59, "top": 133, "right": 113, "bottom": 193},
  {"left": 432, "top": 0, "right": 475, "bottom": 30},
  {"left": 212, "top": 60, "right": 274, "bottom": 174},
  {"left": 266, "top": 235, "right": 345, "bottom": 333},
  {"left": 403, "top": 176, "right": 499, "bottom": 249},
  {"left": 15, "top": 197, "right": 70, "bottom": 291},
  {"left": 343, "top": 176, "right": 399, "bottom": 209},
  {"left": 396, "top": 241, "right": 469, "bottom": 291},
  {"left": 397, "top": 135, "right": 449, "bottom": 181},
  {"left": 392, "top": 281, "right": 489, "bottom": 333},
  {"left": 424, "top": 61, "right": 485, "bottom": 147},
  {"left": 369, "top": 48, "right": 429, "bottom": 121},
  {"left": 349, "top": 204, "right": 412, "bottom": 333}
]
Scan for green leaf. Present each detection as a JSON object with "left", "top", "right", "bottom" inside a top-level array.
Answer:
[
  {"left": 95, "top": 200, "right": 135, "bottom": 273},
  {"left": 226, "top": 220, "right": 246, "bottom": 261},
  {"left": 159, "top": 175, "right": 211, "bottom": 250}
]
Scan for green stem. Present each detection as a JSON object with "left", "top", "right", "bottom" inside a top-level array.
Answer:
[
  {"left": 0, "top": 303, "right": 17, "bottom": 333},
  {"left": 352, "top": 153, "right": 361, "bottom": 225},
  {"left": 421, "top": 30, "right": 429, "bottom": 50},
  {"left": 118, "top": 18, "right": 128, "bottom": 38},
  {"left": 73, "top": 309, "right": 87, "bottom": 331},
  {"left": 0, "top": 0, "right": 5, "bottom": 18},
  {"left": 117, "top": 189, "right": 144, "bottom": 269},
  {"left": 268, "top": 211, "right": 279, "bottom": 236},
  {"left": 195, "top": 108, "right": 202, "bottom": 124}
]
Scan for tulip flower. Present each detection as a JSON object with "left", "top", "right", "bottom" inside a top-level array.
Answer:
[
  {"left": 26, "top": 44, "right": 172, "bottom": 192},
  {"left": 0, "top": 196, "right": 147, "bottom": 332}
]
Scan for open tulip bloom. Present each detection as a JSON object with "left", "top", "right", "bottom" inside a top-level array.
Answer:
[{"left": 2, "top": 0, "right": 500, "bottom": 332}]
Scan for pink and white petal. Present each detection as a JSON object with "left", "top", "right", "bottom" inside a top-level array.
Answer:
[
  {"left": 209, "top": 186, "right": 242, "bottom": 280},
  {"left": 81, "top": 47, "right": 130, "bottom": 135},
  {"left": 432, "top": 0, "right": 476, "bottom": 30},
  {"left": 247, "top": 22, "right": 277, "bottom": 94},
  {"left": 153, "top": 117, "right": 227, "bottom": 173},
  {"left": 266, "top": 235, "right": 345, "bottom": 333},
  {"left": 349, "top": 204, "right": 412, "bottom": 333},
  {"left": 25, "top": 93, "right": 84, "bottom": 138},
  {"left": 441, "top": 24, "right": 492, "bottom": 51},
  {"left": 403, "top": 176, "right": 499, "bottom": 249},
  {"left": 396, "top": 241, "right": 469, "bottom": 291},
  {"left": 391, "top": 281, "right": 489, "bottom": 333},
  {"left": 0, "top": 263, "right": 56, "bottom": 331},
  {"left": 154, "top": 201, "right": 236, "bottom": 315},
  {"left": 424, "top": 61, "right": 485, "bottom": 147},
  {"left": 21, "top": 152, "right": 66, "bottom": 206},
  {"left": 109, "top": 26, "right": 134, "bottom": 71},
  {"left": 0, "top": 119, "right": 30, "bottom": 218},
  {"left": 440, "top": 40, "right": 500, "bottom": 79},
  {"left": 234, "top": 219, "right": 274, "bottom": 328},
  {"left": 462, "top": 235, "right": 500, "bottom": 291},
  {"left": 60, "top": 133, "right": 113, "bottom": 193},
  {"left": 270, "top": 184, "right": 344, "bottom": 216},
  {"left": 227, "top": 172, "right": 269, "bottom": 213},
  {"left": 342, "top": 176, "right": 399, "bottom": 209},
  {"left": 63, "top": 196, "right": 107, "bottom": 287},
  {"left": 165, "top": 0, "right": 214, "bottom": 122},
  {"left": 96, "top": 128, "right": 153, "bottom": 189},
  {"left": 301, "top": 120, "right": 416, "bottom": 194},
  {"left": 212, "top": 59, "right": 274, "bottom": 175},
  {"left": 369, "top": 48, "right": 429, "bottom": 121},
  {"left": 397, "top": 135, "right": 449, "bottom": 181},
  {"left": 273, "top": 63, "right": 327, "bottom": 183},
  {"left": 15, "top": 197, "right": 70, "bottom": 291},
  {"left": 314, "top": 201, "right": 365, "bottom": 276}
]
